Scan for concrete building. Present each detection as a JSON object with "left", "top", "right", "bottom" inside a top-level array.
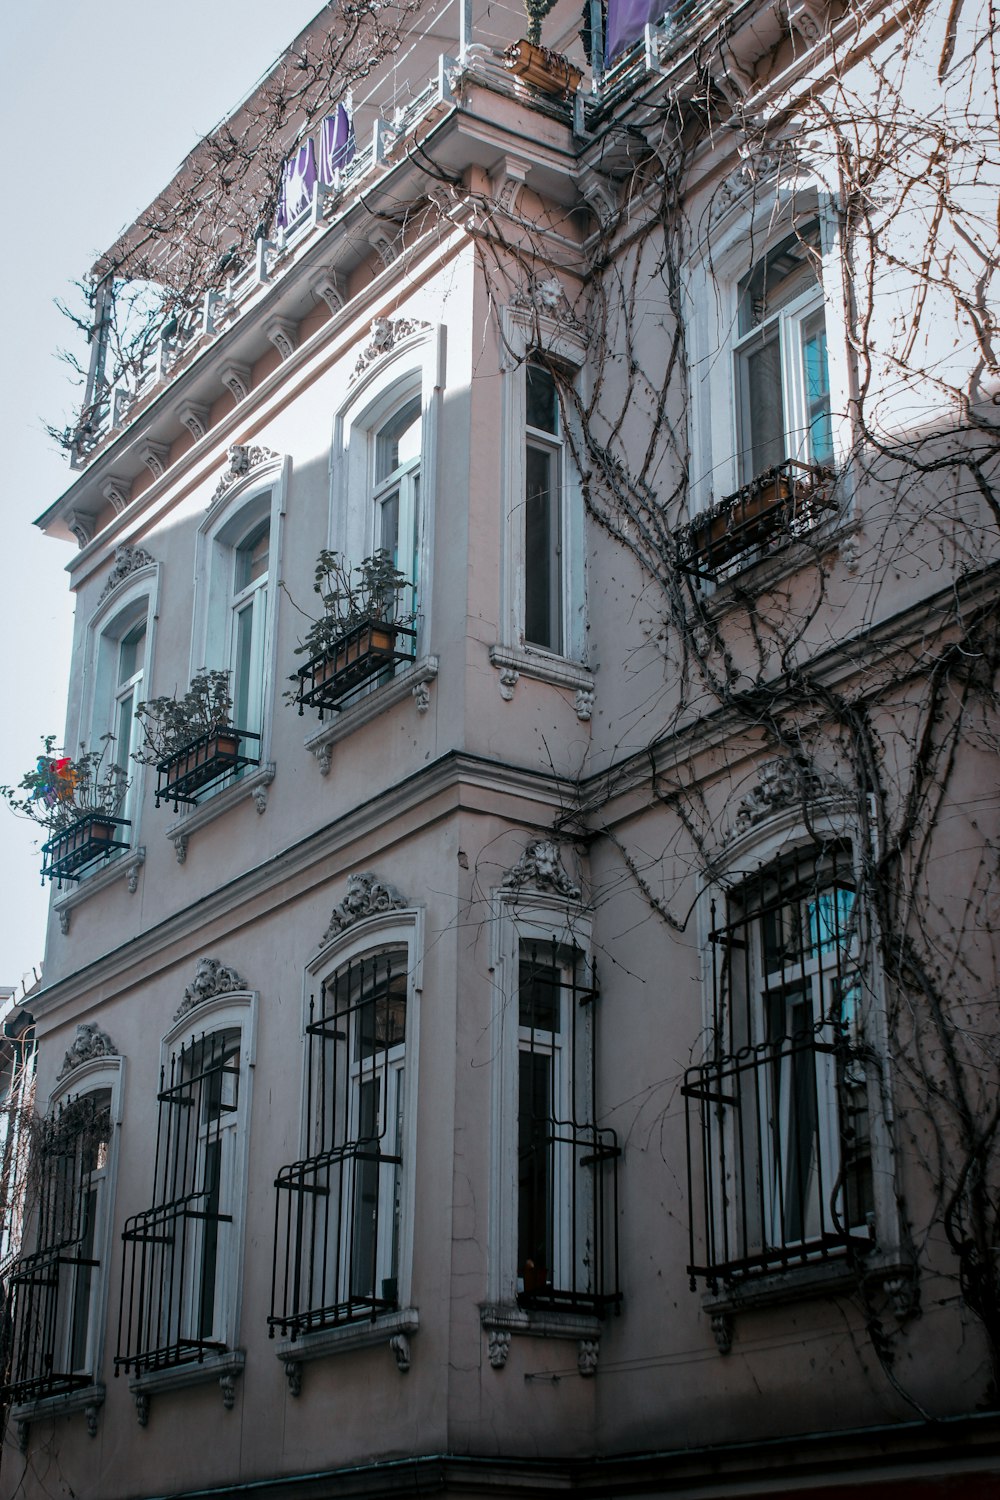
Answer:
[{"left": 3, "top": 0, "right": 999, "bottom": 1495}]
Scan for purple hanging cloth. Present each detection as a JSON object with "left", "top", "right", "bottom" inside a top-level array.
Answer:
[
  {"left": 277, "top": 138, "right": 317, "bottom": 230},
  {"left": 319, "top": 104, "right": 356, "bottom": 183},
  {"left": 604, "top": 0, "right": 671, "bottom": 64}
]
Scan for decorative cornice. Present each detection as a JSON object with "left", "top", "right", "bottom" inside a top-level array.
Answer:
[
  {"left": 731, "top": 756, "right": 832, "bottom": 837},
  {"left": 312, "top": 274, "right": 345, "bottom": 316},
  {"left": 175, "top": 957, "right": 247, "bottom": 1021},
  {"left": 178, "top": 401, "right": 211, "bottom": 441},
  {"left": 102, "top": 475, "right": 131, "bottom": 514},
  {"left": 211, "top": 443, "right": 281, "bottom": 504},
  {"left": 137, "top": 440, "right": 170, "bottom": 479},
  {"left": 99, "top": 543, "right": 155, "bottom": 603},
  {"left": 67, "top": 510, "right": 96, "bottom": 549},
  {"left": 57, "top": 1022, "right": 118, "bottom": 1080},
  {"left": 323, "top": 873, "right": 407, "bottom": 941},
  {"left": 510, "top": 276, "right": 582, "bottom": 328},
  {"left": 353, "top": 317, "right": 431, "bottom": 379},
  {"left": 220, "top": 363, "right": 252, "bottom": 403},
  {"left": 502, "top": 839, "right": 581, "bottom": 900},
  {"left": 266, "top": 318, "right": 297, "bottom": 361}
]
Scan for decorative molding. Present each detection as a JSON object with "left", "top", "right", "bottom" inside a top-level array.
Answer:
[
  {"left": 576, "top": 168, "right": 618, "bottom": 226},
  {"left": 102, "top": 475, "right": 131, "bottom": 513},
  {"left": 67, "top": 510, "right": 96, "bottom": 549},
  {"left": 498, "top": 667, "right": 519, "bottom": 701},
  {"left": 85, "top": 1404, "right": 100, "bottom": 1439},
  {"left": 251, "top": 780, "right": 270, "bottom": 814},
  {"left": 58, "top": 909, "right": 71, "bottom": 936},
  {"left": 313, "top": 274, "right": 345, "bottom": 315},
  {"left": 885, "top": 1273, "right": 920, "bottom": 1323},
  {"left": 178, "top": 401, "right": 211, "bottom": 441},
  {"left": 389, "top": 1333, "right": 411, "bottom": 1373},
  {"left": 353, "top": 317, "right": 431, "bottom": 378},
  {"left": 130, "top": 1350, "right": 243, "bottom": 1419},
  {"left": 16, "top": 1419, "right": 29, "bottom": 1453},
  {"left": 502, "top": 839, "right": 581, "bottom": 900},
  {"left": 165, "top": 764, "right": 276, "bottom": 853},
  {"left": 134, "top": 1392, "right": 150, "bottom": 1427},
  {"left": 711, "top": 1313, "right": 734, "bottom": 1355},
  {"left": 175, "top": 957, "right": 247, "bottom": 1022},
  {"left": 368, "top": 224, "right": 400, "bottom": 269},
  {"left": 266, "top": 318, "right": 297, "bottom": 360},
  {"left": 787, "top": 0, "right": 826, "bottom": 43},
  {"left": 412, "top": 680, "right": 432, "bottom": 714},
  {"left": 731, "top": 756, "right": 830, "bottom": 836},
  {"left": 305, "top": 656, "right": 439, "bottom": 769},
  {"left": 323, "top": 873, "right": 406, "bottom": 942},
  {"left": 510, "top": 275, "right": 582, "bottom": 328},
  {"left": 126, "top": 850, "right": 145, "bottom": 894},
  {"left": 57, "top": 1022, "right": 118, "bottom": 1081},
  {"left": 314, "top": 743, "right": 332, "bottom": 777},
  {"left": 274, "top": 1309, "right": 418, "bottom": 1372},
  {"left": 492, "top": 158, "right": 529, "bottom": 216},
  {"left": 219, "top": 1371, "right": 238, "bottom": 1410},
  {"left": 574, "top": 687, "right": 595, "bottom": 722},
  {"left": 284, "top": 1359, "right": 303, "bottom": 1397},
  {"left": 488, "top": 1329, "right": 511, "bottom": 1369},
  {"left": 138, "top": 440, "right": 170, "bottom": 479},
  {"left": 170, "top": 829, "right": 189, "bottom": 865},
  {"left": 220, "top": 363, "right": 252, "bottom": 403},
  {"left": 715, "top": 147, "right": 780, "bottom": 216},
  {"left": 99, "top": 543, "right": 155, "bottom": 603},
  {"left": 577, "top": 1339, "right": 600, "bottom": 1377},
  {"left": 211, "top": 443, "right": 280, "bottom": 503}
]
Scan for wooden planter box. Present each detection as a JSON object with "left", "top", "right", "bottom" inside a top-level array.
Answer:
[
  {"left": 502, "top": 39, "right": 583, "bottom": 97},
  {"left": 295, "top": 617, "right": 417, "bottom": 720},
  {"left": 155, "top": 725, "right": 260, "bottom": 810},
  {"left": 41, "top": 812, "right": 131, "bottom": 886}
]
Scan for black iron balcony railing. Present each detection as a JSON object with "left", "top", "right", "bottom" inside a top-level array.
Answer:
[
  {"left": 41, "top": 813, "right": 131, "bottom": 887},
  {"left": 2, "top": 1245, "right": 101, "bottom": 1404},
  {"left": 294, "top": 619, "right": 416, "bottom": 720},
  {"left": 154, "top": 726, "right": 260, "bottom": 810},
  {"left": 677, "top": 460, "right": 836, "bottom": 581},
  {"left": 683, "top": 1030, "right": 873, "bottom": 1291},
  {"left": 268, "top": 1140, "right": 402, "bottom": 1342}
]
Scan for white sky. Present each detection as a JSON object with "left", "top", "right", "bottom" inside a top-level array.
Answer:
[{"left": 0, "top": 0, "right": 324, "bottom": 994}]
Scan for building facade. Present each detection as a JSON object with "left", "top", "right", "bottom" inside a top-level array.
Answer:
[{"left": 4, "top": 0, "right": 999, "bottom": 1495}]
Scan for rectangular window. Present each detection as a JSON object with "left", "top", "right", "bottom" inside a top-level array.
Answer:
[
  {"left": 373, "top": 397, "right": 421, "bottom": 618},
  {"left": 684, "top": 844, "right": 875, "bottom": 1288},
  {"left": 3, "top": 1091, "right": 112, "bottom": 1402},
  {"left": 523, "top": 364, "right": 563, "bottom": 652},
  {"left": 231, "top": 522, "right": 269, "bottom": 738},
  {"left": 514, "top": 939, "right": 619, "bottom": 1314},
  {"left": 117, "top": 1029, "right": 242, "bottom": 1374},
  {"left": 270, "top": 950, "right": 407, "bottom": 1340}
]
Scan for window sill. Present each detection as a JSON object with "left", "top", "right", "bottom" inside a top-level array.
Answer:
[
  {"left": 275, "top": 1307, "right": 419, "bottom": 1393},
  {"left": 10, "top": 1383, "right": 105, "bottom": 1442},
  {"left": 689, "top": 511, "right": 856, "bottom": 608},
  {"left": 488, "top": 645, "right": 594, "bottom": 720},
  {"left": 53, "top": 848, "right": 146, "bottom": 934},
  {"left": 480, "top": 1303, "right": 602, "bottom": 1375},
  {"left": 165, "top": 762, "right": 275, "bottom": 863},
  {"left": 700, "top": 1250, "right": 918, "bottom": 1352},
  {"left": 128, "top": 1349, "right": 244, "bottom": 1424},
  {"left": 304, "top": 655, "right": 439, "bottom": 775}
]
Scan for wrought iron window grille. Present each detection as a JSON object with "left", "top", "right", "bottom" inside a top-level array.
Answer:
[
  {"left": 516, "top": 940, "right": 621, "bottom": 1317},
  {"left": 683, "top": 843, "right": 875, "bottom": 1293},
  {"left": 116, "top": 1031, "right": 240, "bottom": 1376},
  {"left": 269, "top": 950, "right": 408, "bottom": 1342},
  {"left": 677, "top": 460, "right": 836, "bottom": 582},
  {"left": 2, "top": 1092, "right": 112, "bottom": 1404},
  {"left": 41, "top": 814, "right": 131, "bottom": 888},
  {"left": 294, "top": 620, "right": 417, "bottom": 720},
  {"left": 154, "top": 727, "right": 260, "bottom": 810}
]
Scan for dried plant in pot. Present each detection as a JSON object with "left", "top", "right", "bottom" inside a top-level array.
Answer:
[
  {"left": 133, "top": 670, "right": 258, "bottom": 808},
  {"left": 286, "top": 550, "right": 416, "bottom": 718},
  {"left": 0, "top": 735, "right": 132, "bottom": 883}
]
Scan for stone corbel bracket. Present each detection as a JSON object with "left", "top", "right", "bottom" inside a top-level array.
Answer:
[
  {"left": 178, "top": 401, "right": 211, "bottom": 441},
  {"left": 266, "top": 318, "right": 297, "bottom": 360},
  {"left": 137, "top": 440, "right": 170, "bottom": 480},
  {"left": 313, "top": 273, "right": 346, "bottom": 316},
  {"left": 220, "top": 363, "right": 252, "bottom": 403}
]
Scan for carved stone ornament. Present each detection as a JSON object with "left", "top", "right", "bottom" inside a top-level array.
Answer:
[
  {"left": 138, "top": 440, "right": 170, "bottom": 480},
  {"left": 211, "top": 442, "right": 280, "bottom": 504},
  {"left": 323, "top": 873, "right": 407, "bottom": 942},
  {"left": 175, "top": 957, "right": 247, "bottom": 1021},
  {"left": 68, "top": 510, "right": 96, "bottom": 549},
  {"left": 178, "top": 401, "right": 211, "bottom": 441},
  {"left": 502, "top": 839, "right": 581, "bottom": 900},
  {"left": 221, "top": 363, "right": 252, "bottom": 403},
  {"left": 577, "top": 1338, "right": 600, "bottom": 1377},
  {"left": 57, "top": 1022, "right": 118, "bottom": 1081},
  {"left": 284, "top": 1359, "right": 303, "bottom": 1397},
  {"left": 102, "top": 475, "right": 131, "bottom": 513},
  {"left": 732, "top": 757, "right": 829, "bottom": 836},
  {"left": 99, "top": 543, "right": 155, "bottom": 603},
  {"left": 389, "top": 1333, "right": 411, "bottom": 1372},
  {"left": 353, "top": 317, "right": 431, "bottom": 379},
  {"left": 510, "top": 276, "right": 581, "bottom": 329},
  {"left": 488, "top": 1329, "right": 511, "bottom": 1369},
  {"left": 714, "top": 146, "right": 780, "bottom": 216},
  {"left": 711, "top": 1312, "right": 734, "bottom": 1355}
]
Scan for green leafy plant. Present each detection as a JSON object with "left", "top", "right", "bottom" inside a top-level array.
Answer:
[
  {"left": 0, "top": 736, "right": 129, "bottom": 835},
  {"left": 289, "top": 550, "right": 412, "bottom": 662},
  {"left": 132, "top": 669, "right": 235, "bottom": 765}
]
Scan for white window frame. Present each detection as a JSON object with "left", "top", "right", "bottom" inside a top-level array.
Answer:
[
  {"left": 488, "top": 890, "right": 595, "bottom": 1310},
  {"left": 685, "top": 186, "right": 852, "bottom": 517},
  {"left": 8, "top": 1054, "right": 125, "bottom": 1416},
  {"left": 692, "top": 797, "right": 899, "bottom": 1281},
  {"left": 498, "top": 308, "right": 588, "bottom": 665},
  {"left": 79, "top": 560, "right": 161, "bottom": 848},
  {"left": 192, "top": 456, "right": 288, "bottom": 764},
  {"left": 330, "top": 325, "right": 442, "bottom": 654},
  {"left": 297, "top": 908, "right": 422, "bottom": 1325}
]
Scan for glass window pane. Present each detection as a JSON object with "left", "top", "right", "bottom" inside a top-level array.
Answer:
[
  {"left": 525, "top": 443, "right": 560, "bottom": 650},
  {"left": 739, "top": 332, "right": 785, "bottom": 481},
  {"left": 235, "top": 522, "right": 269, "bottom": 592},
  {"left": 518, "top": 958, "right": 562, "bottom": 1032},
  {"left": 801, "top": 311, "right": 833, "bottom": 464},
  {"left": 375, "top": 397, "right": 421, "bottom": 483},
  {"left": 118, "top": 624, "right": 146, "bottom": 685},
  {"left": 738, "top": 223, "right": 821, "bottom": 334},
  {"left": 526, "top": 364, "right": 558, "bottom": 434}
]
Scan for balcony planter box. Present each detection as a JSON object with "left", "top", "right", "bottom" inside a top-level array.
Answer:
[
  {"left": 680, "top": 461, "right": 836, "bottom": 579},
  {"left": 41, "top": 813, "right": 131, "bottom": 887},
  {"left": 502, "top": 40, "right": 583, "bottom": 97},
  {"left": 295, "top": 617, "right": 417, "bottom": 720},
  {"left": 155, "top": 726, "right": 260, "bottom": 810}
]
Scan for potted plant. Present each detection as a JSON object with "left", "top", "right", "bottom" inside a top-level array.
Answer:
[
  {"left": 133, "top": 669, "right": 259, "bottom": 808},
  {"left": 503, "top": 0, "right": 583, "bottom": 97},
  {"left": 288, "top": 550, "right": 417, "bottom": 718},
  {"left": 0, "top": 736, "right": 131, "bottom": 885}
]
